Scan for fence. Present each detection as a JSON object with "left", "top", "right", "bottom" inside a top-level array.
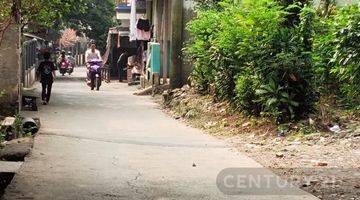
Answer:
[
  {"left": 102, "top": 65, "right": 111, "bottom": 83},
  {"left": 21, "top": 40, "right": 38, "bottom": 88}
]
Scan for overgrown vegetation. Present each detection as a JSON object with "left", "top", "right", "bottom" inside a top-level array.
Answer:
[{"left": 186, "top": 0, "right": 360, "bottom": 123}]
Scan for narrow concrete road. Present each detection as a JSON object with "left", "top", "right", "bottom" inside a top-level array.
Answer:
[{"left": 3, "top": 68, "right": 317, "bottom": 200}]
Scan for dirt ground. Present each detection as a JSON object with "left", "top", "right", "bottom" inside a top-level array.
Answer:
[{"left": 157, "top": 87, "right": 360, "bottom": 200}]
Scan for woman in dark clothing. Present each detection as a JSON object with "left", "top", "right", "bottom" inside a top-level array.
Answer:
[
  {"left": 37, "top": 52, "right": 57, "bottom": 105},
  {"left": 117, "top": 52, "right": 129, "bottom": 82}
]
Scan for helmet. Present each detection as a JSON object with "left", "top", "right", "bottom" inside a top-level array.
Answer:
[{"left": 89, "top": 40, "right": 96, "bottom": 45}]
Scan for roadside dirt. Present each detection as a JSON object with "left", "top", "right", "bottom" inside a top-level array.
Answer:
[{"left": 157, "top": 87, "right": 360, "bottom": 200}]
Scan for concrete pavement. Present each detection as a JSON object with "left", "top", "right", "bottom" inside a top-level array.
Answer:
[{"left": 3, "top": 68, "right": 318, "bottom": 200}]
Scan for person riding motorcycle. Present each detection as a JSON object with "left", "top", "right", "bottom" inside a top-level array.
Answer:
[
  {"left": 58, "top": 51, "right": 68, "bottom": 65},
  {"left": 85, "top": 41, "right": 102, "bottom": 65},
  {"left": 85, "top": 41, "right": 102, "bottom": 89},
  {"left": 58, "top": 51, "right": 69, "bottom": 76}
]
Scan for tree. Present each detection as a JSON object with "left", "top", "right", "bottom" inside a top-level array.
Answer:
[
  {"left": 1, "top": 0, "right": 115, "bottom": 51},
  {"left": 62, "top": 0, "right": 116, "bottom": 51},
  {"left": 0, "top": 0, "right": 85, "bottom": 45}
]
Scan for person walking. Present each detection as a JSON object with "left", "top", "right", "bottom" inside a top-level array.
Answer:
[
  {"left": 117, "top": 52, "right": 129, "bottom": 82},
  {"left": 37, "top": 52, "right": 57, "bottom": 105}
]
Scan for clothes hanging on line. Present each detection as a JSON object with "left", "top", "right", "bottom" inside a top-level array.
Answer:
[
  {"left": 137, "top": 19, "right": 151, "bottom": 32},
  {"left": 136, "top": 18, "right": 151, "bottom": 41},
  {"left": 136, "top": 29, "right": 151, "bottom": 41}
]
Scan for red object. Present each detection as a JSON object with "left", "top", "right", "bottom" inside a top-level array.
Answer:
[{"left": 60, "top": 59, "right": 69, "bottom": 69}]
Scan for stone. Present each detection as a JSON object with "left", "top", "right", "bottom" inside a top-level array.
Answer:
[
  {"left": 291, "top": 141, "right": 301, "bottom": 145},
  {"left": 242, "top": 122, "right": 251, "bottom": 128},
  {"left": 0, "top": 161, "right": 23, "bottom": 173},
  {"left": 276, "top": 153, "right": 284, "bottom": 158},
  {"left": 181, "top": 84, "right": 190, "bottom": 91},
  {"left": 244, "top": 144, "right": 257, "bottom": 149},
  {"left": 314, "top": 162, "right": 328, "bottom": 167},
  {"left": 353, "top": 132, "right": 360, "bottom": 137},
  {"left": 309, "top": 118, "right": 315, "bottom": 126},
  {"left": 1, "top": 117, "right": 15, "bottom": 127},
  {"left": 310, "top": 179, "right": 319, "bottom": 184},
  {"left": 0, "top": 137, "right": 33, "bottom": 161},
  {"left": 329, "top": 125, "right": 341, "bottom": 134}
]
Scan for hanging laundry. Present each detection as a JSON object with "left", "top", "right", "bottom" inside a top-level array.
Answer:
[
  {"left": 136, "top": 18, "right": 151, "bottom": 41},
  {"left": 137, "top": 19, "right": 151, "bottom": 32},
  {"left": 136, "top": 29, "right": 151, "bottom": 41}
]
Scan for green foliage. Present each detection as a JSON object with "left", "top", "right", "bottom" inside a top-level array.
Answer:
[
  {"left": 0, "top": 0, "right": 85, "bottom": 27},
  {"left": 1, "top": 0, "right": 114, "bottom": 51},
  {"left": 331, "top": 5, "right": 360, "bottom": 106},
  {"left": 186, "top": 9, "right": 220, "bottom": 93},
  {"left": 234, "top": 70, "right": 260, "bottom": 115},
  {"left": 21, "top": 0, "right": 86, "bottom": 28},
  {"left": 62, "top": 0, "right": 116, "bottom": 51},
  {"left": 192, "top": 0, "right": 222, "bottom": 10},
  {"left": 12, "top": 113, "right": 24, "bottom": 138},
  {"left": 312, "top": 4, "right": 360, "bottom": 108},
  {"left": 312, "top": 13, "right": 337, "bottom": 94},
  {"left": 186, "top": 0, "right": 316, "bottom": 121},
  {"left": 255, "top": 79, "right": 299, "bottom": 120},
  {"left": 187, "top": 0, "right": 360, "bottom": 121}
]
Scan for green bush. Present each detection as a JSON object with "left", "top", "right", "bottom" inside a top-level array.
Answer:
[
  {"left": 234, "top": 70, "right": 261, "bottom": 116},
  {"left": 186, "top": 0, "right": 316, "bottom": 121},
  {"left": 331, "top": 5, "right": 360, "bottom": 107},
  {"left": 255, "top": 79, "right": 300, "bottom": 120},
  {"left": 186, "top": 9, "right": 220, "bottom": 93},
  {"left": 186, "top": 0, "right": 360, "bottom": 122}
]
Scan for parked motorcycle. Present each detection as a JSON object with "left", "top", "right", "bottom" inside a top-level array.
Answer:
[{"left": 87, "top": 59, "right": 102, "bottom": 91}]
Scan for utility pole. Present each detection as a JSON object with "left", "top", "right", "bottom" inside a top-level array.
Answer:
[
  {"left": 170, "top": 0, "right": 183, "bottom": 89},
  {"left": 161, "top": 0, "right": 169, "bottom": 84}
]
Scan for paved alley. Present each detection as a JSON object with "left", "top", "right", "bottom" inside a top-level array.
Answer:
[{"left": 3, "top": 68, "right": 317, "bottom": 200}]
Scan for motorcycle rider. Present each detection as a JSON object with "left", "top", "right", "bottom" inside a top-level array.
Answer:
[
  {"left": 58, "top": 51, "right": 68, "bottom": 65},
  {"left": 85, "top": 41, "right": 102, "bottom": 89},
  {"left": 58, "top": 50, "right": 69, "bottom": 75},
  {"left": 85, "top": 41, "right": 102, "bottom": 65}
]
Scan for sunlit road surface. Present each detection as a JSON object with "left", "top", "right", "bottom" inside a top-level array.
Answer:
[{"left": 3, "top": 68, "right": 318, "bottom": 200}]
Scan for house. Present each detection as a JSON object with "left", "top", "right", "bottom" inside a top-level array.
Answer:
[{"left": 108, "top": 0, "right": 195, "bottom": 88}]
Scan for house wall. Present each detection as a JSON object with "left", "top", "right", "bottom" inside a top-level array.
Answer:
[{"left": 0, "top": 21, "right": 20, "bottom": 114}]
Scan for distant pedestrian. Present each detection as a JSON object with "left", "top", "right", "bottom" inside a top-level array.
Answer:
[
  {"left": 117, "top": 52, "right": 129, "bottom": 82},
  {"left": 37, "top": 52, "right": 57, "bottom": 105}
]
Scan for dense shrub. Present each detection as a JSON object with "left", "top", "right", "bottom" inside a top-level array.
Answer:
[
  {"left": 234, "top": 69, "right": 261, "bottom": 116},
  {"left": 186, "top": 0, "right": 360, "bottom": 122},
  {"left": 331, "top": 6, "right": 360, "bottom": 107},
  {"left": 186, "top": 9, "right": 220, "bottom": 93},
  {"left": 186, "top": 0, "right": 314, "bottom": 121}
]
